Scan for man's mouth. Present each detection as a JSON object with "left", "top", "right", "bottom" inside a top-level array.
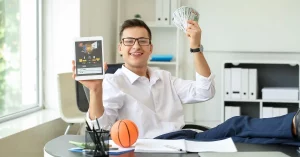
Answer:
[{"left": 129, "top": 52, "right": 143, "bottom": 56}]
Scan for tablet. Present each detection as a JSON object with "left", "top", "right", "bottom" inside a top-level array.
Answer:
[{"left": 74, "top": 36, "right": 105, "bottom": 80}]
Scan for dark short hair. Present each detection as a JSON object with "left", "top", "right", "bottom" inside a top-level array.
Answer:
[{"left": 119, "top": 19, "right": 152, "bottom": 42}]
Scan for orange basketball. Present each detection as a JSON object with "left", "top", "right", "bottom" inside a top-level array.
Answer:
[{"left": 110, "top": 119, "right": 139, "bottom": 148}]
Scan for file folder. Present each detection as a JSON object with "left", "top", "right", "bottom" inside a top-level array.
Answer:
[
  {"left": 170, "top": 0, "right": 179, "bottom": 25},
  {"left": 155, "top": 0, "right": 163, "bottom": 24},
  {"left": 231, "top": 106, "right": 241, "bottom": 117},
  {"left": 231, "top": 68, "right": 242, "bottom": 99},
  {"left": 279, "top": 108, "right": 288, "bottom": 116},
  {"left": 225, "top": 106, "right": 241, "bottom": 121},
  {"left": 162, "top": 0, "right": 170, "bottom": 25},
  {"left": 272, "top": 108, "right": 280, "bottom": 117},
  {"left": 262, "top": 107, "right": 273, "bottom": 118},
  {"left": 225, "top": 106, "right": 232, "bottom": 121},
  {"left": 248, "top": 69, "right": 258, "bottom": 100},
  {"left": 241, "top": 69, "right": 249, "bottom": 100},
  {"left": 224, "top": 68, "right": 231, "bottom": 100}
]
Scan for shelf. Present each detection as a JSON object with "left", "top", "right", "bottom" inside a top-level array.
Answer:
[
  {"left": 261, "top": 100, "right": 299, "bottom": 103},
  {"left": 144, "top": 21, "right": 176, "bottom": 28},
  {"left": 146, "top": 23, "right": 176, "bottom": 28},
  {"left": 222, "top": 62, "right": 300, "bottom": 122},
  {"left": 224, "top": 99, "right": 261, "bottom": 102},
  {"left": 119, "top": 22, "right": 176, "bottom": 28},
  {"left": 224, "top": 99, "right": 299, "bottom": 103},
  {"left": 148, "top": 61, "right": 177, "bottom": 65}
]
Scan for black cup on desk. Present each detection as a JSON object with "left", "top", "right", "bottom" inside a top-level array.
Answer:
[{"left": 85, "top": 129, "right": 110, "bottom": 157}]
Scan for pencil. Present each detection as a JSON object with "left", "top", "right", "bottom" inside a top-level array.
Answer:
[
  {"left": 95, "top": 116, "right": 101, "bottom": 131},
  {"left": 85, "top": 120, "right": 92, "bottom": 131}
]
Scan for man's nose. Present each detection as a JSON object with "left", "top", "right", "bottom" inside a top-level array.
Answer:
[{"left": 132, "top": 40, "right": 141, "bottom": 49}]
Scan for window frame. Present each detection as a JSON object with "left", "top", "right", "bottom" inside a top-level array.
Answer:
[{"left": 0, "top": 0, "right": 43, "bottom": 123}]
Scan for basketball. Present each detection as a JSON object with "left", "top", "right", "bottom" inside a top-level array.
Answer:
[{"left": 110, "top": 119, "right": 139, "bottom": 148}]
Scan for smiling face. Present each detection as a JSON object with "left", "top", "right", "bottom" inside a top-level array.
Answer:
[{"left": 118, "top": 27, "right": 153, "bottom": 69}]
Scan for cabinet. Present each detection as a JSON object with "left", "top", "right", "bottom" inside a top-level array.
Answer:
[
  {"left": 222, "top": 61, "right": 300, "bottom": 122},
  {"left": 115, "top": 0, "right": 182, "bottom": 76}
]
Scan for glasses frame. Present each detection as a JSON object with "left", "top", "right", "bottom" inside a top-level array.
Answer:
[{"left": 121, "top": 37, "right": 151, "bottom": 46}]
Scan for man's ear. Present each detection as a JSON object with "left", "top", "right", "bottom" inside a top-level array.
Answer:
[
  {"left": 118, "top": 43, "right": 122, "bottom": 55},
  {"left": 150, "top": 44, "right": 153, "bottom": 54}
]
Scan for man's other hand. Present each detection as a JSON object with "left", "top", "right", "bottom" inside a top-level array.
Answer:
[{"left": 186, "top": 20, "right": 202, "bottom": 49}]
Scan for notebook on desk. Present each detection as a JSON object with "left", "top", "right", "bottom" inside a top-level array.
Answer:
[{"left": 134, "top": 138, "right": 237, "bottom": 153}]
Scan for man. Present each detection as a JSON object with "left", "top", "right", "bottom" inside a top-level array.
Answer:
[{"left": 72, "top": 19, "right": 300, "bottom": 146}]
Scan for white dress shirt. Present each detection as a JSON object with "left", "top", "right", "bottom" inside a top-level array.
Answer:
[{"left": 87, "top": 65, "right": 215, "bottom": 139}]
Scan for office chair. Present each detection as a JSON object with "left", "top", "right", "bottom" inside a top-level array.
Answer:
[
  {"left": 75, "top": 63, "right": 210, "bottom": 131},
  {"left": 57, "top": 72, "right": 86, "bottom": 135}
]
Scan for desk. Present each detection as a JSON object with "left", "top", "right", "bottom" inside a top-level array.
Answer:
[{"left": 44, "top": 135, "right": 299, "bottom": 157}]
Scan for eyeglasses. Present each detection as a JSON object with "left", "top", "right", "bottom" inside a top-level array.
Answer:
[{"left": 121, "top": 38, "right": 151, "bottom": 46}]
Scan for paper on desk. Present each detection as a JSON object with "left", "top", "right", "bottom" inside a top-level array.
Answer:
[
  {"left": 134, "top": 139, "right": 186, "bottom": 153},
  {"left": 185, "top": 138, "right": 237, "bottom": 152},
  {"left": 108, "top": 140, "right": 135, "bottom": 155},
  {"left": 134, "top": 138, "right": 237, "bottom": 153}
]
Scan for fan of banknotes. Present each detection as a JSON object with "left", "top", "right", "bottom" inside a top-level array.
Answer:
[{"left": 172, "top": 6, "right": 199, "bottom": 32}]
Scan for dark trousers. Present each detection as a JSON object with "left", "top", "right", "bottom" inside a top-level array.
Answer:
[{"left": 155, "top": 112, "right": 300, "bottom": 146}]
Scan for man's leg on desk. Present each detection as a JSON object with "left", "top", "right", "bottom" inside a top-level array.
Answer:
[{"left": 156, "top": 110, "right": 300, "bottom": 146}]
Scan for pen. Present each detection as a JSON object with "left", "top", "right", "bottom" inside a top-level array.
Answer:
[
  {"left": 85, "top": 120, "right": 92, "bottom": 131},
  {"left": 95, "top": 116, "right": 101, "bottom": 131},
  {"left": 164, "top": 145, "right": 185, "bottom": 152}
]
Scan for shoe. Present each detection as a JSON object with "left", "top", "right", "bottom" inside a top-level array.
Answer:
[{"left": 295, "top": 109, "right": 300, "bottom": 139}]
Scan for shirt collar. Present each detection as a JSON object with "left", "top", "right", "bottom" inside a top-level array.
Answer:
[
  {"left": 121, "top": 65, "right": 160, "bottom": 84},
  {"left": 121, "top": 65, "right": 142, "bottom": 84}
]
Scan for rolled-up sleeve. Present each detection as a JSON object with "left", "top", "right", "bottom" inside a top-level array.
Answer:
[
  {"left": 173, "top": 72, "right": 215, "bottom": 104},
  {"left": 86, "top": 78, "right": 124, "bottom": 130}
]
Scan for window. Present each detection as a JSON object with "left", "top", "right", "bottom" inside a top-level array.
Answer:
[{"left": 0, "top": 0, "right": 41, "bottom": 121}]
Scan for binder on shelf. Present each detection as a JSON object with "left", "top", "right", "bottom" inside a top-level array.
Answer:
[
  {"left": 224, "top": 68, "right": 231, "bottom": 100},
  {"left": 162, "top": 0, "right": 170, "bottom": 25},
  {"left": 231, "top": 106, "right": 241, "bottom": 117},
  {"left": 248, "top": 69, "right": 258, "bottom": 100},
  {"left": 279, "top": 108, "right": 288, "bottom": 116},
  {"left": 262, "top": 107, "right": 273, "bottom": 118},
  {"left": 225, "top": 106, "right": 241, "bottom": 121},
  {"left": 272, "top": 108, "right": 280, "bottom": 117},
  {"left": 231, "top": 68, "right": 242, "bottom": 99},
  {"left": 155, "top": 0, "right": 170, "bottom": 25},
  {"left": 170, "top": 0, "right": 179, "bottom": 25},
  {"left": 263, "top": 107, "right": 288, "bottom": 118},
  {"left": 155, "top": 0, "right": 163, "bottom": 25},
  {"left": 225, "top": 106, "right": 232, "bottom": 121},
  {"left": 241, "top": 69, "right": 249, "bottom": 100}
]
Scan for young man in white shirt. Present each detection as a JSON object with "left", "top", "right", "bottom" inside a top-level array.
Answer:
[{"left": 72, "top": 19, "right": 300, "bottom": 146}]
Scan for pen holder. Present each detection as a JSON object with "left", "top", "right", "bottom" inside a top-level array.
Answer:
[{"left": 85, "top": 129, "right": 110, "bottom": 157}]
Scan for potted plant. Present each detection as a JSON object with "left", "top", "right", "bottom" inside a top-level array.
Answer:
[{"left": 134, "top": 14, "right": 142, "bottom": 19}]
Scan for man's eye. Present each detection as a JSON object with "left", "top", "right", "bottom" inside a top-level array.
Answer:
[
  {"left": 125, "top": 40, "right": 134, "bottom": 44},
  {"left": 139, "top": 40, "right": 147, "bottom": 43}
]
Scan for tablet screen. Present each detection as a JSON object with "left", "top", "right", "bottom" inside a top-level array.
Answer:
[{"left": 75, "top": 40, "right": 103, "bottom": 76}]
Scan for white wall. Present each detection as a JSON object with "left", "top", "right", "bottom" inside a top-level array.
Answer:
[
  {"left": 196, "top": 0, "right": 300, "bottom": 52},
  {"left": 0, "top": 119, "right": 79, "bottom": 157},
  {"left": 80, "top": 0, "right": 118, "bottom": 63}
]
